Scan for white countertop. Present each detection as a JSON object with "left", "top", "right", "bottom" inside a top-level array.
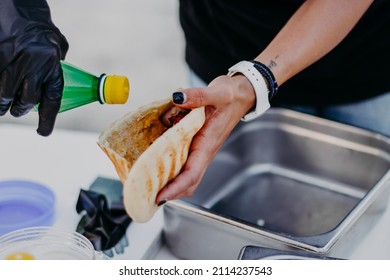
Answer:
[
  {"left": 1, "top": 123, "right": 389, "bottom": 259},
  {"left": 0, "top": 123, "right": 163, "bottom": 260}
]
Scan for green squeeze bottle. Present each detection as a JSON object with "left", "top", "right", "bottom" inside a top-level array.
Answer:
[{"left": 35, "top": 61, "right": 130, "bottom": 112}]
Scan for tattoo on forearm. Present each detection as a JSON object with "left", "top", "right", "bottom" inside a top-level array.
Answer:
[{"left": 268, "top": 56, "right": 278, "bottom": 70}]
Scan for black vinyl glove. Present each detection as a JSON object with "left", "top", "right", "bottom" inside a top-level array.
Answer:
[{"left": 0, "top": 0, "right": 68, "bottom": 136}]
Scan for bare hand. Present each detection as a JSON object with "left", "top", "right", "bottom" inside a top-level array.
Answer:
[{"left": 156, "top": 74, "right": 255, "bottom": 203}]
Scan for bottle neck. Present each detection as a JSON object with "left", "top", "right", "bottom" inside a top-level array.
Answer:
[{"left": 98, "top": 74, "right": 107, "bottom": 104}]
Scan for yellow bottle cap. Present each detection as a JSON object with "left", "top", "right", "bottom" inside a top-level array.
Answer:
[{"left": 103, "top": 75, "right": 130, "bottom": 104}]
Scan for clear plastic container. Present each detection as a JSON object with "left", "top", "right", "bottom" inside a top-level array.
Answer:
[
  {"left": 0, "top": 180, "right": 55, "bottom": 236},
  {"left": 0, "top": 226, "right": 102, "bottom": 260}
]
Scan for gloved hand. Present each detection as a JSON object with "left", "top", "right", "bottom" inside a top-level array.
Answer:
[{"left": 0, "top": 0, "right": 68, "bottom": 136}]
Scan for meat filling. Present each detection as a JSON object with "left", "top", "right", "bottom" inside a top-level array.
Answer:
[{"left": 160, "top": 106, "right": 191, "bottom": 128}]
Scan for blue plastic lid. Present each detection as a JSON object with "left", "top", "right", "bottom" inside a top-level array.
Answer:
[{"left": 0, "top": 180, "right": 56, "bottom": 236}]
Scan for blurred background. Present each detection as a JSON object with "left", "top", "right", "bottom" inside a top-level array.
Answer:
[{"left": 2, "top": 0, "right": 188, "bottom": 133}]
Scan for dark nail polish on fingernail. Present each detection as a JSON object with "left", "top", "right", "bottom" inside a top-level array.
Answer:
[
  {"left": 172, "top": 92, "right": 185, "bottom": 104},
  {"left": 158, "top": 200, "right": 167, "bottom": 207}
]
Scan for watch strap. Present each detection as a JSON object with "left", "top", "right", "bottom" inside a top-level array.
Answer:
[{"left": 228, "top": 61, "right": 270, "bottom": 122}]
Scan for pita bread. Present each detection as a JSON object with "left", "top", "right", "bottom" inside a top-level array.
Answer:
[{"left": 97, "top": 98, "right": 205, "bottom": 223}]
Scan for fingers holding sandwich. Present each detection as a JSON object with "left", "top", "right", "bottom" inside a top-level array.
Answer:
[
  {"left": 156, "top": 127, "right": 209, "bottom": 203},
  {"left": 157, "top": 74, "right": 257, "bottom": 203}
]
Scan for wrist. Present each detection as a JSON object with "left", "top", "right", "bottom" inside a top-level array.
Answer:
[{"left": 231, "top": 74, "right": 257, "bottom": 115}]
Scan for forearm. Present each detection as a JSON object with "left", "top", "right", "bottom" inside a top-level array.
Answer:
[{"left": 256, "top": 0, "right": 373, "bottom": 86}]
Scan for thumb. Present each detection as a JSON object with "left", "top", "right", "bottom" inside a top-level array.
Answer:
[
  {"left": 172, "top": 87, "right": 220, "bottom": 109},
  {"left": 37, "top": 64, "right": 63, "bottom": 136}
]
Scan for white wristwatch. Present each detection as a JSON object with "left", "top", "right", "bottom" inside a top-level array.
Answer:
[{"left": 228, "top": 61, "right": 270, "bottom": 122}]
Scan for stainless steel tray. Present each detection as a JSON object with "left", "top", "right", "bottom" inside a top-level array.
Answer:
[
  {"left": 238, "top": 245, "right": 340, "bottom": 260},
  {"left": 163, "top": 108, "right": 390, "bottom": 259}
]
